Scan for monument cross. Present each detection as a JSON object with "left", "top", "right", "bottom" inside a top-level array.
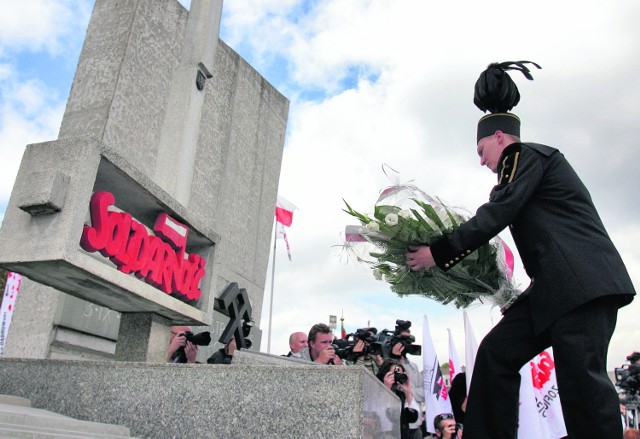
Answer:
[{"left": 155, "top": 0, "right": 224, "bottom": 205}]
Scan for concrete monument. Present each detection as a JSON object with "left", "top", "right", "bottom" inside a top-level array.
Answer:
[
  {"left": 0, "top": 1, "right": 402, "bottom": 437},
  {"left": 0, "top": 0, "right": 287, "bottom": 362}
]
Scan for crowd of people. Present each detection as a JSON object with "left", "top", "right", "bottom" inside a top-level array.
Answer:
[
  {"left": 284, "top": 320, "right": 462, "bottom": 438},
  {"left": 166, "top": 322, "right": 640, "bottom": 439}
]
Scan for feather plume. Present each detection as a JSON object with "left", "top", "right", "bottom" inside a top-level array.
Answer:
[{"left": 474, "top": 61, "right": 541, "bottom": 113}]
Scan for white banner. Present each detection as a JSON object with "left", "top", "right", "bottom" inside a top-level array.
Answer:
[
  {"left": 0, "top": 272, "right": 22, "bottom": 356},
  {"left": 423, "top": 315, "right": 453, "bottom": 434},
  {"left": 463, "top": 310, "right": 478, "bottom": 393},
  {"left": 448, "top": 328, "right": 462, "bottom": 384},
  {"left": 518, "top": 348, "right": 567, "bottom": 438}
]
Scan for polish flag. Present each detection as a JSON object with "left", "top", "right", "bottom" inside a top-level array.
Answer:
[
  {"left": 275, "top": 196, "right": 297, "bottom": 227},
  {"left": 275, "top": 196, "right": 296, "bottom": 261}
]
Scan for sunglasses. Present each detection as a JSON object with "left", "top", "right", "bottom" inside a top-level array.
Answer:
[{"left": 434, "top": 413, "right": 455, "bottom": 425}]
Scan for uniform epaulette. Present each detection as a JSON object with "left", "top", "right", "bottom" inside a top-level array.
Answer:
[{"left": 498, "top": 143, "right": 522, "bottom": 185}]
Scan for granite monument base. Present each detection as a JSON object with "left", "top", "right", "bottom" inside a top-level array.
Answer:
[{"left": 0, "top": 354, "right": 400, "bottom": 438}]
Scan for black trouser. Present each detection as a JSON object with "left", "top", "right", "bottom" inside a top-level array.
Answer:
[{"left": 463, "top": 295, "right": 621, "bottom": 439}]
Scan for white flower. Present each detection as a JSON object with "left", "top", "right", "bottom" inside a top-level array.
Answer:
[
  {"left": 398, "top": 209, "right": 412, "bottom": 219},
  {"left": 366, "top": 221, "right": 380, "bottom": 232},
  {"left": 373, "top": 269, "right": 383, "bottom": 280},
  {"left": 385, "top": 213, "right": 399, "bottom": 226}
]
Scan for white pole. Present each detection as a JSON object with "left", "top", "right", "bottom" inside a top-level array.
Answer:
[{"left": 266, "top": 221, "right": 278, "bottom": 354}]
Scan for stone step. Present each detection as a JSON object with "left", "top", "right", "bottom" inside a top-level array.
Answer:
[
  {"left": 0, "top": 423, "right": 134, "bottom": 438},
  {"left": 0, "top": 395, "right": 31, "bottom": 408},
  {"left": 0, "top": 402, "right": 132, "bottom": 437}
]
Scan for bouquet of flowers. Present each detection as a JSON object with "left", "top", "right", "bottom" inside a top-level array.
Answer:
[{"left": 343, "top": 183, "right": 520, "bottom": 309}]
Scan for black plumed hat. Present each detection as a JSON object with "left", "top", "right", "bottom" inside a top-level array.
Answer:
[{"left": 475, "top": 61, "right": 541, "bottom": 142}]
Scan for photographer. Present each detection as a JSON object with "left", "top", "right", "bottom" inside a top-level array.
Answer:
[
  {"left": 388, "top": 321, "right": 425, "bottom": 415},
  {"left": 433, "top": 413, "right": 462, "bottom": 439},
  {"left": 376, "top": 359, "right": 421, "bottom": 439},
  {"left": 352, "top": 338, "right": 384, "bottom": 374},
  {"left": 167, "top": 326, "right": 199, "bottom": 363},
  {"left": 342, "top": 327, "right": 384, "bottom": 374},
  {"left": 301, "top": 323, "right": 343, "bottom": 365},
  {"left": 617, "top": 352, "right": 640, "bottom": 430}
]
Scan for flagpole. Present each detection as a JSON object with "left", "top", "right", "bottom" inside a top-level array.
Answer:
[{"left": 267, "top": 221, "right": 278, "bottom": 354}]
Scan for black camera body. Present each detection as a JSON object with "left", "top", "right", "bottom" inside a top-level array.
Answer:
[
  {"left": 372, "top": 319, "right": 422, "bottom": 359},
  {"left": 393, "top": 370, "right": 409, "bottom": 385},
  {"left": 172, "top": 331, "right": 211, "bottom": 363},
  {"left": 616, "top": 364, "right": 640, "bottom": 396},
  {"left": 616, "top": 352, "right": 640, "bottom": 404},
  {"left": 355, "top": 327, "right": 378, "bottom": 343},
  {"left": 184, "top": 331, "right": 212, "bottom": 346},
  {"left": 389, "top": 333, "right": 422, "bottom": 356},
  {"left": 332, "top": 327, "right": 379, "bottom": 362}
]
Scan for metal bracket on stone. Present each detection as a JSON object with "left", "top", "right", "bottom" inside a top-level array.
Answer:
[
  {"left": 17, "top": 170, "right": 70, "bottom": 216},
  {"left": 214, "top": 282, "right": 253, "bottom": 349},
  {"left": 195, "top": 62, "right": 212, "bottom": 91}
]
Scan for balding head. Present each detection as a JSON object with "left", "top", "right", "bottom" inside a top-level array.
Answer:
[{"left": 289, "top": 332, "right": 308, "bottom": 353}]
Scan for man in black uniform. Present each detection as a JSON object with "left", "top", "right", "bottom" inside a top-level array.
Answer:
[{"left": 406, "top": 61, "right": 636, "bottom": 438}]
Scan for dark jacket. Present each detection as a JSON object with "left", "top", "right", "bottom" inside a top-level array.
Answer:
[{"left": 432, "top": 142, "right": 635, "bottom": 334}]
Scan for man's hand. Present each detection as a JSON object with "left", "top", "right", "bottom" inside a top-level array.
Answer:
[
  {"left": 167, "top": 332, "right": 187, "bottom": 361},
  {"left": 184, "top": 341, "right": 199, "bottom": 363},
  {"left": 353, "top": 339, "right": 365, "bottom": 354},
  {"left": 226, "top": 337, "right": 237, "bottom": 357},
  {"left": 315, "top": 346, "right": 342, "bottom": 365},
  {"left": 406, "top": 245, "right": 436, "bottom": 271},
  {"left": 383, "top": 370, "right": 396, "bottom": 390},
  {"left": 391, "top": 342, "right": 405, "bottom": 358}
]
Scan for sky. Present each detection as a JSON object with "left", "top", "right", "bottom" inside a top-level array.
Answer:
[{"left": 1, "top": 0, "right": 639, "bottom": 371}]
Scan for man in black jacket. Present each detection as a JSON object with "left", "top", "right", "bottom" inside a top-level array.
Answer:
[{"left": 406, "top": 62, "right": 636, "bottom": 438}]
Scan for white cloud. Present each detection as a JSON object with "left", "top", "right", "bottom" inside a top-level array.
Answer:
[
  {"left": 0, "top": 0, "right": 92, "bottom": 55},
  {"left": 0, "top": 77, "right": 65, "bottom": 200}
]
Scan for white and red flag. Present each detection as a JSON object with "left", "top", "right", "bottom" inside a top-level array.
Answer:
[
  {"left": 275, "top": 196, "right": 297, "bottom": 261},
  {"left": 275, "top": 195, "right": 296, "bottom": 227},
  {"left": 1, "top": 272, "right": 22, "bottom": 356},
  {"left": 423, "top": 315, "right": 453, "bottom": 434},
  {"left": 447, "top": 328, "right": 462, "bottom": 384},
  {"left": 518, "top": 348, "right": 567, "bottom": 438}
]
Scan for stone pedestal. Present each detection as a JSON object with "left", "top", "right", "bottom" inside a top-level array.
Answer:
[
  {"left": 0, "top": 355, "right": 401, "bottom": 438},
  {"left": 115, "top": 313, "right": 171, "bottom": 363}
]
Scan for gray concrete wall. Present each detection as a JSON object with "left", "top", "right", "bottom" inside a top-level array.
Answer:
[
  {"left": 0, "top": 357, "right": 400, "bottom": 439},
  {"left": 1, "top": 0, "right": 287, "bottom": 358}
]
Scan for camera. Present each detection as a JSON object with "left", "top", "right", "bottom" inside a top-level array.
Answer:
[
  {"left": 332, "top": 327, "right": 379, "bottom": 362},
  {"left": 241, "top": 319, "right": 254, "bottom": 349},
  {"left": 371, "top": 319, "right": 422, "bottom": 359},
  {"left": 184, "top": 331, "right": 212, "bottom": 346},
  {"left": 615, "top": 352, "right": 640, "bottom": 403},
  {"left": 393, "top": 370, "right": 408, "bottom": 385},
  {"left": 395, "top": 320, "right": 412, "bottom": 332},
  {"left": 172, "top": 330, "right": 211, "bottom": 363}
]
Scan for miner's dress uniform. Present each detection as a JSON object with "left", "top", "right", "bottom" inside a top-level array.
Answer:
[{"left": 430, "top": 142, "right": 636, "bottom": 439}]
